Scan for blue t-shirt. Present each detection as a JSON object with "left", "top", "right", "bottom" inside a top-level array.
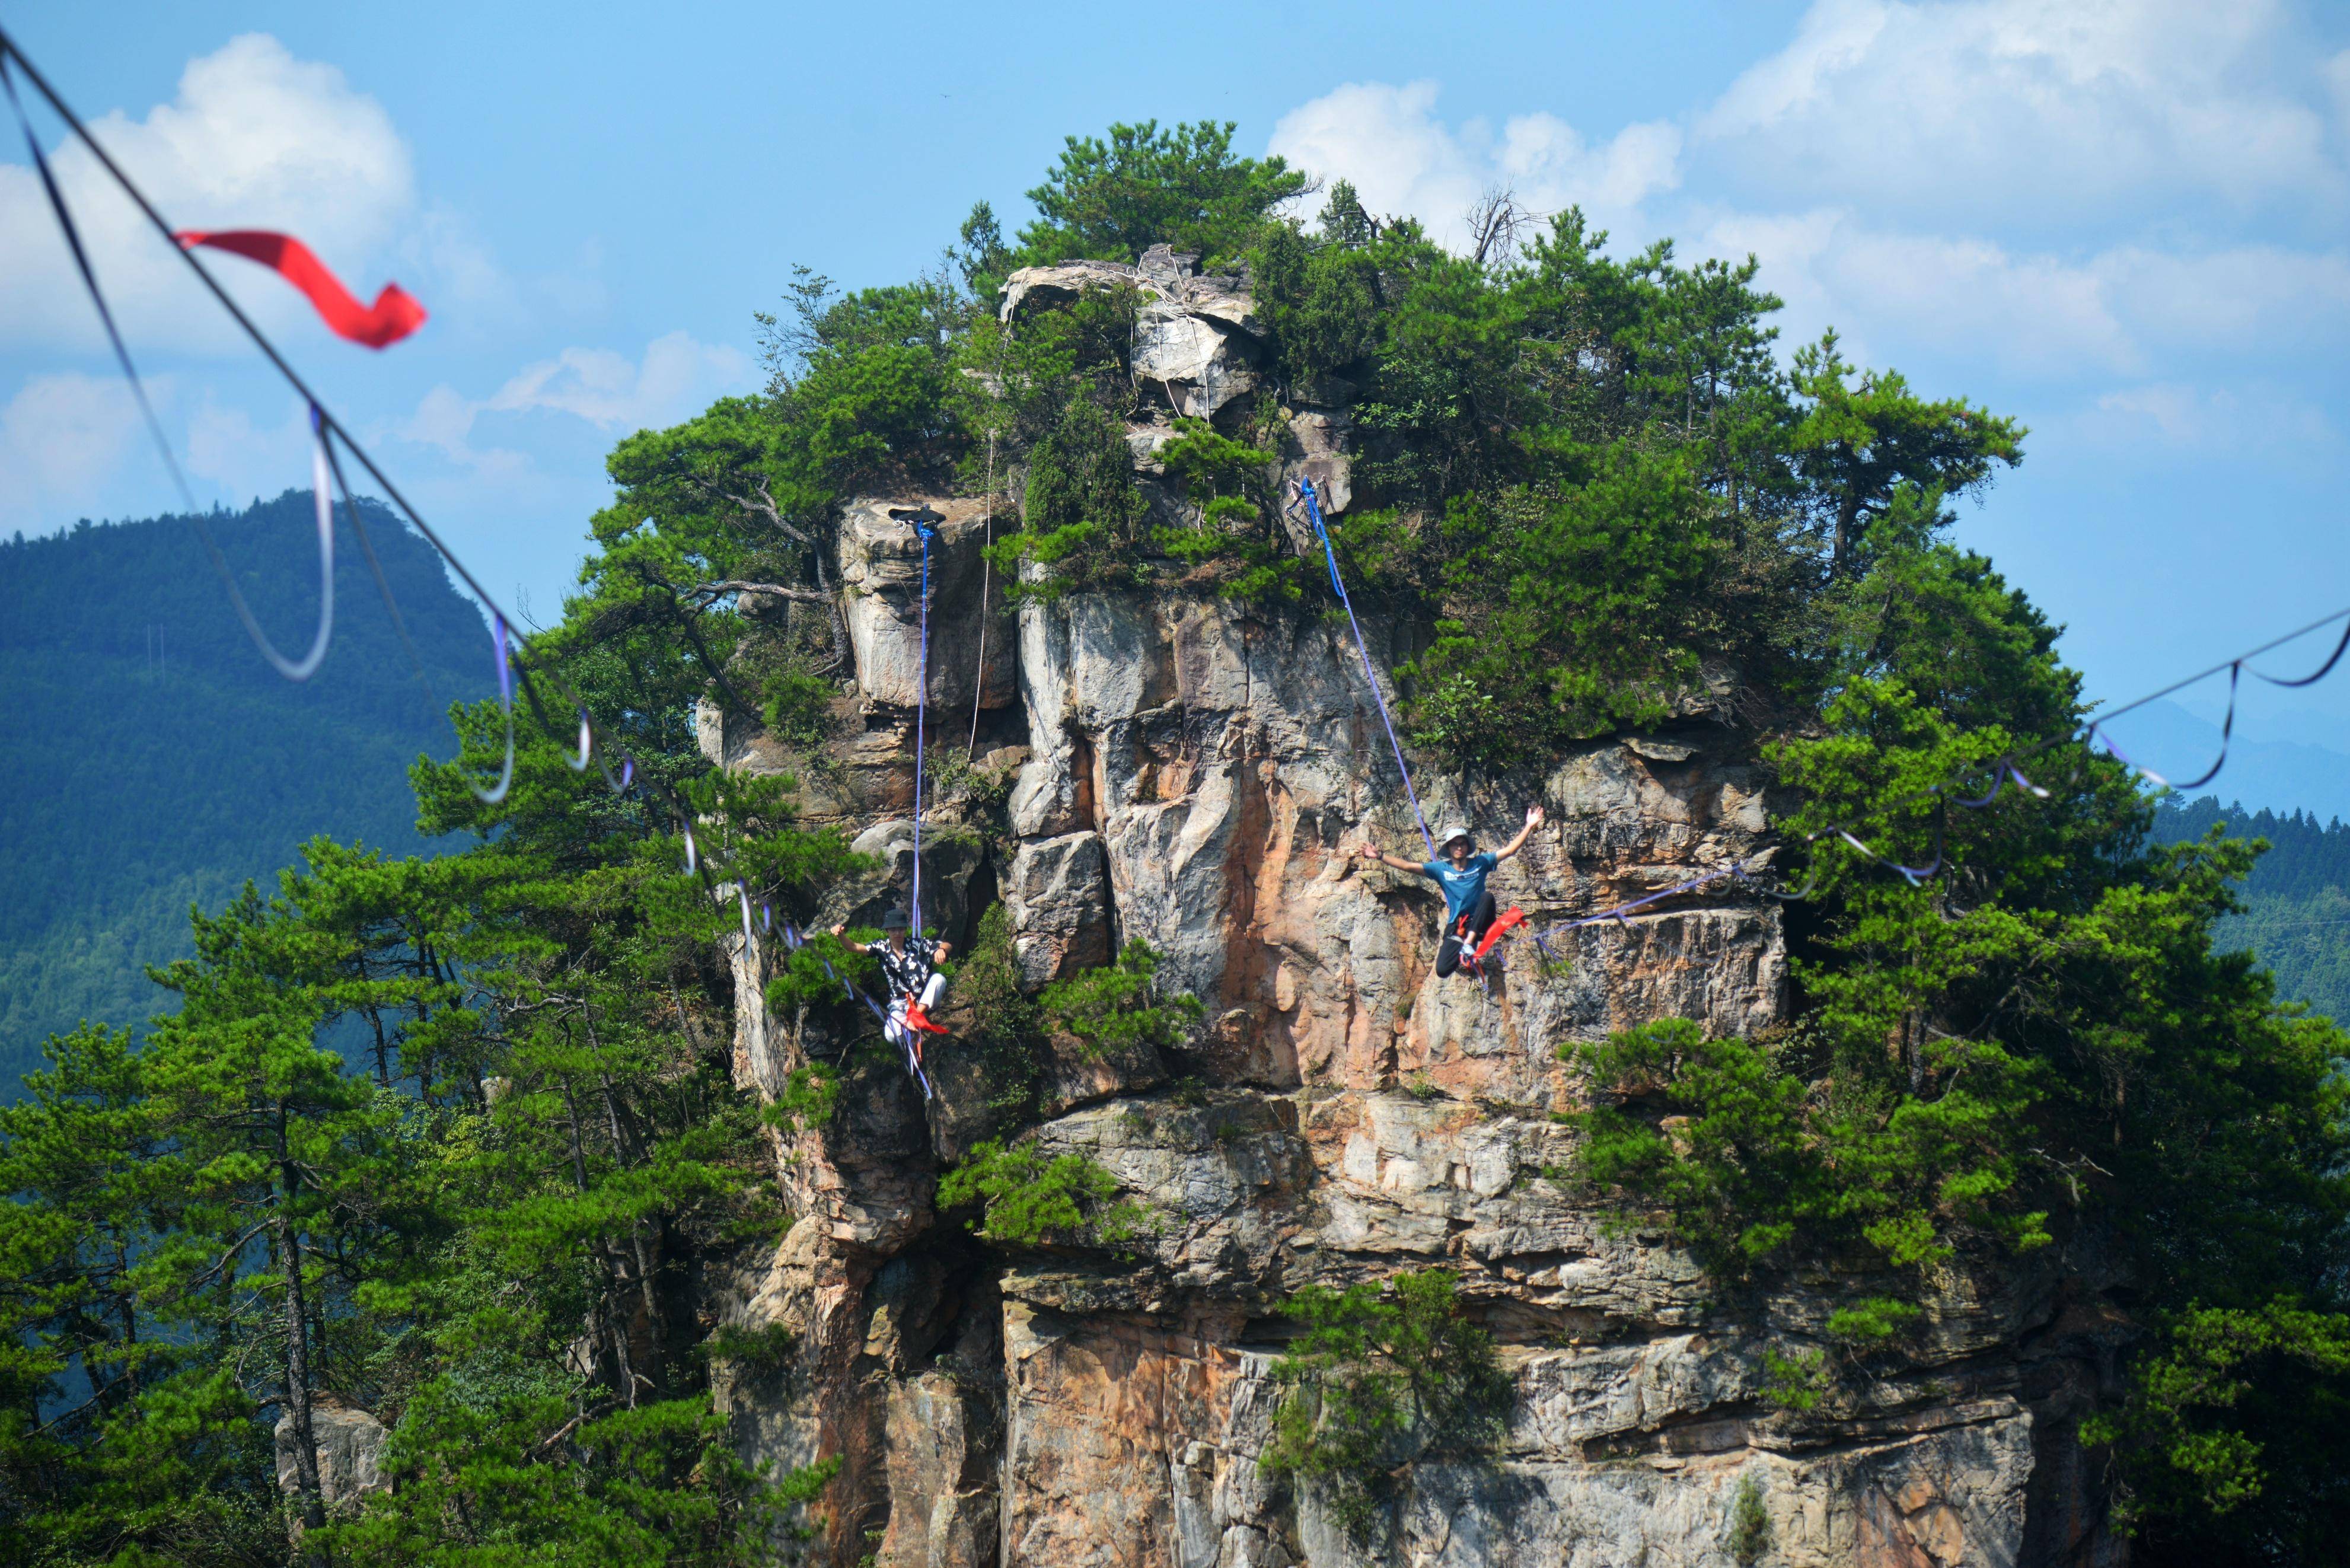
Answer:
[{"left": 1422, "top": 852, "right": 1498, "bottom": 928}]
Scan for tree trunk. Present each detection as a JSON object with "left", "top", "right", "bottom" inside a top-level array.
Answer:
[
  {"left": 276, "top": 1203, "right": 330, "bottom": 1551},
  {"left": 811, "top": 540, "right": 853, "bottom": 675},
  {"left": 1833, "top": 493, "right": 1863, "bottom": 576}
]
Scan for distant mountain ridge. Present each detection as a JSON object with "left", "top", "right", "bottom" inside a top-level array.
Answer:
[
  {"left": 0, "top": 491, "right": 491, "bottom": 1083},
  {"left": 2152, "top": 795, "right": 2350, "bottom": 1025}
]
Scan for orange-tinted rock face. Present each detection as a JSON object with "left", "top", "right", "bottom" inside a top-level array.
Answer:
[{"left": 702, "top": 493, "right": 2121, "bottom": 1567}]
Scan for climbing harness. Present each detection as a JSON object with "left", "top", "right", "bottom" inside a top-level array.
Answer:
[
  {"left": 766, "top": 914, "right": 932, "bottom": 1100},
  {"left": 1293, "top": 479, "right": 1439, "bottom": 861}
]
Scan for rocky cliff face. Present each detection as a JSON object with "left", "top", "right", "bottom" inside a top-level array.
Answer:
[{"left": 698, "top": 257, "right": 2123, "bottom": 1567}]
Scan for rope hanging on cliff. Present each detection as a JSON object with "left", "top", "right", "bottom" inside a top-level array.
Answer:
[
  {"left": 904, "top": 509, "right": 942, "bottom": 941},
  {"left": 1293, "top": 477, "right": 1439, "bottom": 861},
  {"left": 969, "top": 429, "right": 996, "bottom": 758}
]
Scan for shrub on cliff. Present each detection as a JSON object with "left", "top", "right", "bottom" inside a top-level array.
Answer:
[
  {"left": 1261, "top": 1269, "right": 1509, "bottom": 1540},
  {"left": 1038, "top": 937, "right": 1203, "bottom": 1062},
  {"left": 935, "top": 1138, "right": 1148, "bottom": 1247}
]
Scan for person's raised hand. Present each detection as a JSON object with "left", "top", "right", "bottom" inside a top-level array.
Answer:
[
  {"left": 828, "top": 922, "right": 846, "bottom": 938},
  {"left": 1357, "top": 840, "right": 1380, "bottom": 861},
  {"left": 1525, "top": 804, "right": 1547, "bottom": 828}
]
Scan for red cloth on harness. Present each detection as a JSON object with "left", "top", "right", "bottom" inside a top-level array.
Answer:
[{"left": 1471, "top": 906, "right": 1525, "bottom": 964}]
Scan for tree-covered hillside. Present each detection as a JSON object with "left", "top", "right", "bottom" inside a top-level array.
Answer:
[
  {"left": 2154, "top": 795, "right": 2350, "bottom": 1025},
  {"left": 0, "top": 493, "right": 488, "bottom": 1084}
]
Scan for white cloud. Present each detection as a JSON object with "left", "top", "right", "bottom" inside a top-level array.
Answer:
[
  {"left": 487, "top": 332, "right": 754, "bottom": 430},
  {"left": 2064, "top": 380, "right": 2339, "bottom": 464},
  {"left": 1268, "top": 81, "right": 1681, "bottom": 251},
  {"left": 391, "top": 330, "right": 754, "bottom": 474},
  {"left": 0, "top": 372, "right": 150, "bottom": 527},
  {"left": 0, "top": 34, "right": 422, "bottom": 355},
  {"left": 1699, "top": 206, "right": 2350, "bottom": 378},
  {"left": 1703, "top": 209, "right": 2136, "bottom": 374},
  {"left": 1698, "top": 0, "right": 2343, "bottom": 227},
  {"left": 184, "top": 394, "right": 314, "bottom": 502}
]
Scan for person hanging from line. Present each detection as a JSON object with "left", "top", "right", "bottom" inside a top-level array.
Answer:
[
  {"left": 831, "top": 906, "right": 951, "bottom": 1069},
  {"left": 1359, "top": 806, "right": 1546, "bottom": 980}
]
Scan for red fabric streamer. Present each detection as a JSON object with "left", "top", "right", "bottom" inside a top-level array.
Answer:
[
  {"left": 1469, "top": 906, "right": 1526, "bottom": 967},
  {"left": 173, "top": 230, "right": 426, "bottom": 348}
]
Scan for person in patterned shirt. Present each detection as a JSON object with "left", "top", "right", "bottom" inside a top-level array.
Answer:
[{"left": 831, "top": 906, "right": 952, "bottom": 1063}]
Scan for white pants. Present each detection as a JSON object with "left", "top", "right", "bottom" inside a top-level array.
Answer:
[{"left": 884, "top": 972, "right": 948, "bottom": 1051}]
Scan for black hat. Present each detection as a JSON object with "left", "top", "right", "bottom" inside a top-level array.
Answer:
[{"left": 879, "top": 906, "right": 911, "bottom": 930}]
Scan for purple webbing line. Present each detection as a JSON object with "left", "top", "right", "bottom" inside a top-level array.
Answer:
[
  {"left": 1299, "top": 480, "right": 1437, "bottom": 861},
  {"left": 912, "top": 522, "right": 932, "bottom": 940},
  {"left": 1839, "top": 827, "right": 1941, "bottom": 886},
  {"left": 1543, "top": 863, "right": 1742, "bottom": 936},
  {"left": 473, "top": 614, "right": 516, "bottom": 805},
  {"left": 2166, "top": 663, "right": 2238, "bottom": 791},
  {"left": 2250, "top": 616, "right": 2350, "bottom": 689},
  {"left": 1952, "top": 769, "right": 2007, "bottom": 809}
]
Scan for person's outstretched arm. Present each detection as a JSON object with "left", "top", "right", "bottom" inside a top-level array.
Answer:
[
  {"left": 1494, "top": 804, "right": 1547, "bottom": 862},
  {"left": 1357, "top": 838, "right": 1427, "bottom": 874}
]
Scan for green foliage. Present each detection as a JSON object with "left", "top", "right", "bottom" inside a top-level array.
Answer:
[
  {"left": 951, "top": 905, "right": 1047, "bottom": 1121},
  {"left": 1, "top": 586, "right": 853, "bottom": 1560},
  {"left": 935, "top": 1138, "right": 1147, "bottom": 1246},
  {"left": 699, "top": 1320, "right": 800, "bottom": 1372},
  {"left": 1260, "top": 1269, "right": 1509, "bottom": 1540},
  {"left": 771, "top": 1062, "right": 839, "bottom": 1133},
  {"left": 1562, "top": 1018, "right": 2046, "bottom": 1282},
  {"left": 1727, "top": 1474, "right": 1773, "bottom": 1563},
  {"left": 1019, "top": 119, "right": 1308, "bottom": 267},
  {"left": 1154, "top": 418, "right": 1296, "bottom": 600},
  {"left": 1554, "top": 486, "right": 2350, "bottom": 1548},
  {"left": 1790, "top": 329, "right": 2025, "bottom": 574},
  {"left": 989, "top": 393, "right": 1151, "bottom": 598},
  {"left": 1418, "top": 448, "right": 1727, "bottom": 766},
  {"left": 2084, "top": 1299, "right": 2350, "bottom": 1555},
  {"left": 1039, "top": 939, "right": 1203, "bottom": 1060},
  {"left": 1254, "top": 200, "right": 1384, "bottom": 387},
  {"left": 1759, "top": 1347, "right": 1832, "bottom": 1414}
]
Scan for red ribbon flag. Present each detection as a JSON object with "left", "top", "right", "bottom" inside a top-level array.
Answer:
[{"left": 173, "top": 230, "right": 426, "bottom": 349}]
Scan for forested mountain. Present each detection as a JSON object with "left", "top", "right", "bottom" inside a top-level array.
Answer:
[
  {"left": 0, "top": 493, "right": 487, "bottom": 1084},
  {"left": 4, "top": 123, "right": 2347, "bottom": 1568},
  {"left": 2154, "top": 795, "right": 2350, "bottom": 1024}
]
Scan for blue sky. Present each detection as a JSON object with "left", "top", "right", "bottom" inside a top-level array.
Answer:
[{"left": 4, "top": 0, "right": 2348, "bottom": 798}]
